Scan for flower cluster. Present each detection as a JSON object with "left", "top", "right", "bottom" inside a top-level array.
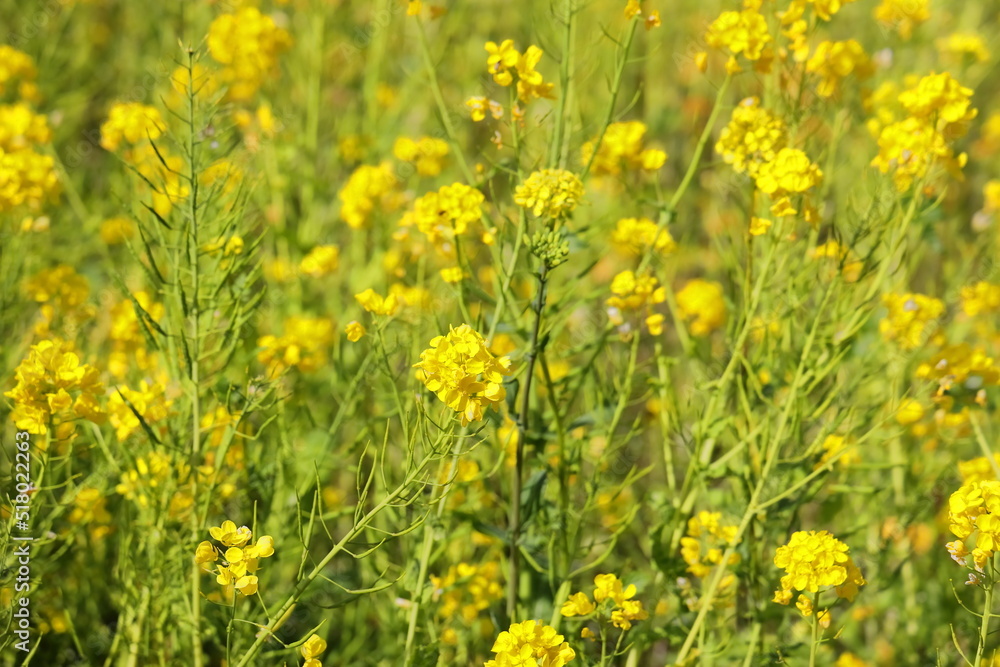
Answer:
[
  {"left": 338, "top": 162, "right": 403, "bottom": 229},
  {"left": 937, "top": 33, "right": 990, "bottom": 63},
  {"left": 4, "top": 339, "right": 105, "bottom": 436},
  {"left": 915, "top": 343, "right": 1000, "bottom": 406},
  {"left": 107, "top": 291, "right": 163, "bottom": 379},
  {"left": 430, "top": 561, "right": 504, "bottom": 628},
  {"left": 115, "top": 451, "right": 176, "bottom": 509},
  {"left": 107, "top": 378, "right": 172, "bottom": 442},
  {"left": 679, "top": 511, "right": 740, "bottom": 610},
  {"left": 514, "top": 169, "right": 584, "bottom": 220},
  {"left": 611, "top": 217, "right": 676, "bottom": 257},
  {"left": 300, "top": 634, "right": 328, "bottom": 667},
  {"left": 753, "top": 147, "right": 823, "bottom": 218},
  {"left": 355, "top": 288, "right": 400, "bottom": 316},
  {"left": 207, "top": 7, "right": 291, "bottom": 101},
  {"left": 873, "top": 0, "right": 929, "bottom": 40},
  {"left": 0, "top": 45, "right": 39, "bottom": 100},
  {"left": 99, "top": 102, "right": 164, "bottom": 151},
  {"left": 24, "top": 264, "right": 95, "bottom": 336},
  {"left": 811, "top": 241, "right": 863, "bottom": 283},
  {"left": 485, "top": 620, "right": 575, "bottom": 667},
  {"left": 871, "top": 72, "right": 976, "bottom": 192},
  {"left": 257, "top": 316, "right": 335, "bottom": 376},
  {"left": 300, "top": 244, "right": 340, "bottom": 278},
  {"left": 805, "top": 40, "right": 873, "bottom": 98},
  {"left": 946, "top": 481, "right": 1000, "bottom": 582},
  {"left": 961, "top": 282, "right": 1000, "bottom": 317},
  {"left": 715, "top": 97, "right": 786, "bottom": 176},
  {"left": 414, "top": 324, "right": 513, "bottom": 426},
  {"left": 704, "top": 6, "right": 773, "bottom": 74},
  {"left": 196, "top": 520, "right": 275, "bottom": 596},
  {"left": 606, "top": 270, "right": 667, "bottom": 335},
  {"left": 676, "top": 279, "right": 727, "bottom": 337},
  {"left": 773, "top": 530, "right": 866, "bottom": 614},
  {"left": 401, "top": 182, "right": 484, "bottom": 251},
  {"left": 815, "top": 434, "right": 860, "bottom": 470},
  {"left": 878, "top": 292, "right": 944, "bottom": 349},
  {"left": 580, "top": 121, "right": 667, "bottom": 176},
  {"left": 484, "top": 40, "right": 554, "bottom": 102},
  {"left": 68, "top": 486, "right": 114, "bottom": 541},
  {"left": 0, "top": 64, "right": 58, "bottom": 214},
  {"left": 392, "top": 136, "right": 449, "bottom": 177},
  {"left": 561, "top": 573, "right": 648, "bottom": 631}
]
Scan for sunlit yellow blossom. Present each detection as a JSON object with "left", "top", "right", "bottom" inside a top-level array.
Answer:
[
  {"left": 4, "top": 339, "right": 105, "bottom": 435},
  {"left": 581, "top": 121, "right": 666, "bottom": 176},
  {"left": 873, "top": 0, "right": 929, "bottom": 40},
  {"left": 514, "top": 169, "right": 584, "bottom": 219},
  {"left": 207, "top": 7, "right": 291, "bottom": 101},
  {"left": 300, "top": 245, "right": 340, "bottom": 278},
  {"left": 257, "top": 316, "right": 335, "bottom": 375},
  {"left": 937, "top": 33, "right": 990, "bottom": 63},
  {"left": 773, "top": 531, "right": 865, "bottom": 607},
  {"left": 805, "top": 40, "right": 873, "bottom": 98},
  {"left": 414, "top": 324, "right": 513, "bottom": 426},
  {"left": 355, "top": 288, "right": 399, "bottom": 316},
  {"left": 345, "top": 320, "right": 366, "bottom": 342},
  {"left": 676, "top": 279, "right": 727, "bottom": 336},
  {"left": 715, "top": 97, "right": 786, "bottom": 176},
  {"left": 485, "top": 620, "right": 575, "bottom": 667},
  {"left": 393, "top": 136, "right": 449, "bottom": 177},
  {"left": 611, "top": 217, "right": 676, "bottom": 256},
  {"left": 879, "top": 292, "right": 943, "bottom": 349},
  {"left": 99, "top": 102, "right": 164, "bottom": 151},
  {"left": 338, "top": 162, "right": 403, "bottom": 229}
]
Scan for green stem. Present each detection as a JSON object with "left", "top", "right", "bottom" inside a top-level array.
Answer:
[
  {"left": 403, "top": 436, "right": 462, "bottom": 667},
  {"left": 508, "top": 262, "right": 550, "bottom": 619}
]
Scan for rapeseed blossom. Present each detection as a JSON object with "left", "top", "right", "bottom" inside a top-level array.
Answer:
[
  {"left": 485, "top": 620, "right": 575, "bottom": 667},
  {"left": 773, "top": 530, "right": 866, "bottom": 613},
  {"left": 414, "top": 324, "right": 512, "bottom": 426}
]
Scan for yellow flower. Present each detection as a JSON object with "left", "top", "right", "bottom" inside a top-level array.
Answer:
[
  {"left": 715, "top": 97, "right": 787, "bottom": 176},
  {"left": 705, "top": 8, "right": 772, "bottom": 64},
  {"left": 582, "top": 121, "right": 667, "bottom": 176},
  {"left": 300, "top": 245, "right": 340, "bottom": 278},
  {"left": 878, "top": 292, "right": 944, "bottom": 349},
  {"left": 514, "top": 169, "right": 584, "bottom": 219},
  {"left": 338, "top": 162, "right": 403, "bottom": 229},
  {"left": 4, "top": 339, "right": 105, "bottom": 435},
  {"left": 393, "top": 136, "right": 449, "bottom": 177},
  {"left": 937, "top": 33, "right": 991, "bottom": 63},
  {"left": 873, "top": 0, "right": 929, "bottom": 40},
  {"left": 753, "top": 148, "right": 822, "bottom": 196},
  {"left": 560, "top": 592, "right": 596, "bottom": 617},
  {"left": 413, "top": 324, "right": 513, "bottom": 426},
  {"left": 400, "top": 182, "right": 484, "bottom": 250},
  {"left": 773, "top": 531, "right": 865, "bottom": 606},
  {"left": 345, "top": 321, "right": 366, "bottom": 342},
  {"left": 207, "top": 7, "right": 291, "bottom": 101},
  {"left": 676, "top": 279, "right": 727, "bottom": 336},
  {"left": 805, "top": 40, "right": 873, "bottom": 98},
  {"left": 485, "top": 620, "right": 575, "bottom": 667},
  {"left": 440, "top": 266, "right": 465, "bottom": 283},
  {"left": 961, "top": 282, "right": 1000, "bottom": 317},
  {"left": 611, "top": 217, "right": 676, "bottom": 256},
  {"left": 100, "top": 216, "right": 135, "bottom": 245},
  {"left": 99, "top": 102, "right": 165, "bottom": 151},
  {"left": 257, "top": 316, "right": 335, "bottom": 375},
  {"left": 355, "top": 288, "right": 399, "bottom": 316},
  {"left": 749, "top": 217, "right": 772, "bottom": 236},
  {"left": 301, "top": 634, "right": 327, "bottom": 660}
]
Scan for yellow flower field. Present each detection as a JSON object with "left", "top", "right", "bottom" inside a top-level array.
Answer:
[{"left": 2, "top": 0, "right": 1000, "bottom": 664}]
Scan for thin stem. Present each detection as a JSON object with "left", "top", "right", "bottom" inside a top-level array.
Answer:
[
  {"left": 508, "top": 262, "right": 550, "bottom": 619},
  {"left": 975, "top": 556, "right": 996, "bottom": 665}
]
